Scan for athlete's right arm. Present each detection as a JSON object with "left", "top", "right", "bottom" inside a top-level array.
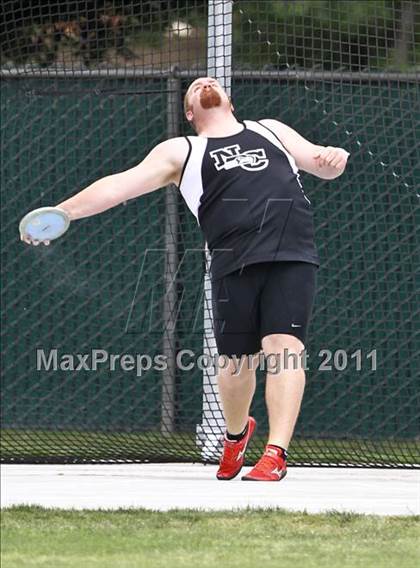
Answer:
[
  {"left": 21, "top": 137, "right": 189, "bottom": 245},
  {"left": 57, "top": 137, "right": 189, "bottom": 220}
]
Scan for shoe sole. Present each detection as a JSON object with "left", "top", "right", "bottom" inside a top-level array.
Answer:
[
  {"left": 216, "top": 418, "right": 257, "bottom": 481},
  {"left": 216, "top": 469, "right": 242, "bottom": 481},
  {"left": 241, "top": 470, "right": 287, "bottom": 482}
]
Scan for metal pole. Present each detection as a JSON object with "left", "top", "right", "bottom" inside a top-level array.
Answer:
[
  {"left": 161, "top": 75, "right": 181, "bottom": 435},
  {"left": 3, "top": 67, "right": 416, "bottom": 83},
  {"left": 197, "top": 0, "right": 233, "bottom": 461}
]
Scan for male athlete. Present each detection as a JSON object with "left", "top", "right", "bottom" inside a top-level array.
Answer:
[{"left": 21, "top": 77, "right": 349, "bottom": 481}]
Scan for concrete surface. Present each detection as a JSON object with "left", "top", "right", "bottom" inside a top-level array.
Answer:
[{"left": 2, "top": 463, "right": 419, "bottom": 515}]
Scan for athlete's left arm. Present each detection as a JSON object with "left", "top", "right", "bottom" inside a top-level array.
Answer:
[{"left": 259, "top": 119, "right": 350, "bottom": 180}]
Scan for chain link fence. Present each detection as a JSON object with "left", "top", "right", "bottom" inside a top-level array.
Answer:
[{"left": 1, "top": 0, "right": 419, "bottom": 466}]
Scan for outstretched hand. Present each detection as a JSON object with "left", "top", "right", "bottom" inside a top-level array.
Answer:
[
  {"left": 20, "top": 233, "right": 50, "bottom": 246},
  {"left": 19, "top": 206, "right": 71, "bottom": 246}
]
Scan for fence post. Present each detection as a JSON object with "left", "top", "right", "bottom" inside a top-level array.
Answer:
[
  {"left": 196, "top": 0, "right": 233, "bottom": 460},
  {"left": 161, "top": 74, "right": 181, "bottom": 435}
]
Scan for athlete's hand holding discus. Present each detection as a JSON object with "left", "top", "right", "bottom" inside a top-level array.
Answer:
[{"left": 19, "top": 206, "right": 72, "bottom": 246}]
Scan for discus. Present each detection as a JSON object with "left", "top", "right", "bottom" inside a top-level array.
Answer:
[{"left": 19, "top": 207, "right": 70, "bottom": 242}]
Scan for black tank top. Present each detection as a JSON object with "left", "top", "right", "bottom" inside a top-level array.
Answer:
[{"left": 179, "top": 120, "right": 319, "bottom": 279}]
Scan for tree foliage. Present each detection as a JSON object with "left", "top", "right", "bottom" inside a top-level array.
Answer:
[
  {"left": 0, "top": 0, "right": 418, "bottom": 70},
  {"left": 234, "top": 0, "right": 419, "bottom": 71}
]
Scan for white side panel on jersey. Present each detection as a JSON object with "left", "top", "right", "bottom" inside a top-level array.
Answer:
[
  {"left": 179, "top": 136, "right": 208, "bottom": 222},
  {"left": 244, "top": 120, "right": 299, "bottom": 174},
  {"left": 245, "top": 119, "right": 311, "bottom": 204}
]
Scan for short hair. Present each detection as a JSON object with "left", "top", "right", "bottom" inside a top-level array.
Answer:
[{"left": 183, "top": 86, "right": 192, "bottom": 116}]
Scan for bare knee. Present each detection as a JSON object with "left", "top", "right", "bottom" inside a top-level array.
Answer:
[
  {"left": 262, "top": 333, "right": 304, "bottom": 355},
  {"left": 261, "top": 334, "right": 306, "bottom": 373}
]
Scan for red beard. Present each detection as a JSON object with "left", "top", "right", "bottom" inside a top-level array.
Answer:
[{"left": 200, "top": 87, "right": 222, "bottom": 109}]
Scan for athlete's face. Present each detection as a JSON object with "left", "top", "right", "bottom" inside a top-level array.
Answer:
[{"left": 185, "top": 78, "right": 232, "bottom": 125}]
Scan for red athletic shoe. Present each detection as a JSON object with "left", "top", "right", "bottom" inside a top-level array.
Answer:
[
  {"left": 216, "top": 417, "right": 257, "bottom": 480},
  {"left": 242, "top": 445, "right": 287, "bottom": 481}
]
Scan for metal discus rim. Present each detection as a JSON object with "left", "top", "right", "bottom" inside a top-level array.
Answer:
[{"left": 19, "top": 206, "right": 70, "bottom": 241}]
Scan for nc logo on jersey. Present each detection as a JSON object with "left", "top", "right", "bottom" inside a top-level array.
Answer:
[{"left": 210, "top": 144, "right": 269, "bottom": 172}]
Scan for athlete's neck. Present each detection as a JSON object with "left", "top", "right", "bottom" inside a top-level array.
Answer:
[{"left": 196, "top": 112, "right": 243, "bottom": 138}]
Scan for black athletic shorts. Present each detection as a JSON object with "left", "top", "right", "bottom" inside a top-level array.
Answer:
[{"left": 211, "top": 261, "right": 317, "bottom": 357}]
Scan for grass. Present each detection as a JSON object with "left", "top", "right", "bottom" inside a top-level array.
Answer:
[
  {"left": 1, "top": 506, "right": 420, "bottom": 568},
  {"left": 2, "top": 429, "right": 419, "bottom": 467}
]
